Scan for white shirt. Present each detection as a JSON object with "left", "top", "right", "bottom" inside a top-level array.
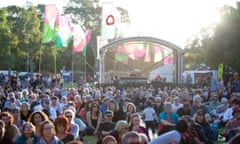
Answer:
[
  {"left": 172, "top": 103, "right": 183, "bottom": 113},
  {"left": 222, "top": 107, "right": 233, "bottom": 122},
  {"left": 150, "top": 130, "right": 181, "bottom": 144},
  {"left": 143, "top": 107, "right": 156, "bottom": 121}
]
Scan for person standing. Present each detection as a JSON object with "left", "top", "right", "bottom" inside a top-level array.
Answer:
[
  {"left": 142, "top": 101, "right": 156, "bottom": 136},
  {"left": 208, "top": 72, "right": 219, "bottom": 93}
]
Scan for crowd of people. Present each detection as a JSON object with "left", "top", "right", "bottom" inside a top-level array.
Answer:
[{"left": 0, "top": 71, "right": 239, "bottom": 144}]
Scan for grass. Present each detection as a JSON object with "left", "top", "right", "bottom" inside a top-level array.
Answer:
[{"left": 83, "top": 135, "right": 98, "bottom": 144}]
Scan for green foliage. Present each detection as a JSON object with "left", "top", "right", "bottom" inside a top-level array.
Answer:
[
  {"left": 0, "top": 8, "right": 18, "bottom": 69},
  {"left": 0, "top": 1, "right": 130, "bottom": 73},
  {"left": 0, "top": 5, "right": 41, "bottom": 71},
  {"left": 184, "top": 2, "right": 240, "bottom": 72}
]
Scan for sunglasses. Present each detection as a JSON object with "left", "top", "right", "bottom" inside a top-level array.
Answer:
[
  {"left": 128, "top": 142, "right": 140, "bottom": 144},
  {"left": 106, "top": 115, "right": 113, "bottom": 117},
  {"left": 66, "top": 115, "right": 72, "bottom": 118}
]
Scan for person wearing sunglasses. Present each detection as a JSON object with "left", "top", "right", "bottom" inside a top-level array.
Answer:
[
  {"left": 97, "top": 110, "right": 115, "bottom": 144},
  {"left": 64, "top": 109, "right": 79, "bottom": 139}
]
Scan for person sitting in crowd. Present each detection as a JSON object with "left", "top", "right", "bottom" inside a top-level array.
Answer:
[
  {"left": 108, "top": 99, "right": 121, "bottom": 122},
  {"left": 0, "top": 120, "right": 14, "bottom": 144},
  {"left": 86, "top": 102, "right": 102, "bottom": 135},
  {"left": 110, "top": 120, "right": 129, "bottom": 144},
  {"left": 39, "top": 120, "right": 63, "bottom": 144},
  {"left": 54, "top": 115, "right": 75, "bottom": 143},
  {"left": 158, "top": 102, "right": 179, "bottom": 135},
  {"left": 42, "top": 98, "right": 57, "bottom": 121},
  {"left": 122, "top": 131, "right": 141, "bottom": 144},
  {"left": 177, "top": 102, "right": 191, "bottom": 117},
  {"left": 129, "top": 113, "right": 150, "bottom": 141},
  {"left": 172, "top": 96, "right": 183, "bottom": 113},
  {"left": 0, "top": 111, "right": 20, "bottom": 142},
  {"left": 51, "top": 96, "right": 63, "bottom": 115},
  {"left": 150, "top": 119, "right": 188, "bottom": 144},
  {"left": 191, "top": 95, "right": 209, "bottom": 115},
  {"left": 124, "top": 102, "right": 137, "bottom": 123},
  {"left": 99, "top": 97, "right": 110, "bottom": 116},
  {"left": 97, "top": 110, "right": 115, "bottom": 144},
  {"left": 15, "top": 122, "right": 39, "bottom": 144},
  {"left": 224, "top": 106, "right": 240, "bottom": 141},
  {"left": 27, "top": 110, "right": 49, "bottom": 136},
  {"left": 221, "top": 98, "right": 240, "bottom": 125},
  {"left": 180, "top": 115, "right": 202, "bottom": 144},
  {"left": 208, "top": 93, "right": 221, "bottom": 115},
  {"left": 193, "top": 109, "right": 214, "bottom": 144},
  {"left": 12, "top": 107, "right": 25, "bottom": 131},
  {"left": 64, "top": 109, "right": 79, "bottom": 139},
  {"left": 20, "top": 102, "right": 32, "bottom": 122}
]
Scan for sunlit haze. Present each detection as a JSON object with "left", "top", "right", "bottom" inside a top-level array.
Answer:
[{"left": 2, "top": 0, "right": 237, "bottom": 48}]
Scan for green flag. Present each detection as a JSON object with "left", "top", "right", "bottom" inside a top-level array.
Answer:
[
  {"left": 42, "top": 5, "right": 58, "bottom": 43},
  {"left": 218, "top": 63, "right": 223, "bottom": 81}
]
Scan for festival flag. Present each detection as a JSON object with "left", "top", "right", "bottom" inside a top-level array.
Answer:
[
  {"left": 82, "top": 29, "right": 91, "bottom": 56},
  {"left": 72, "top": 25, "right": 86, "bottom": 53},
  {"left": 163, "top": 55, "right": 174, "bottom": 64},
  {"left": 97, "top": 36, "right": 108, "bottom": 59},
  {"left": 218, "top": 63, "right": 223, "bottom": 81},
  {"left": 134, "top": 43, "right": 146, "bottom": 59},
  {"left": 154, "top": 46, "right": 163, "bottom": 62},
  {"left": 115, "top": 53, "right": 128, "bottom": 64},
  {"left": 144, "top": 45, "right": 151, "bottom": 62},
  {"left": 55, "top": 15, "right": 73, "bottom": 48},
  {"left": 101, "top": 2, "right": 119, "bottom": 40},
  {"left": 42, "top": 5, "right": 59, "bottom": 43}
]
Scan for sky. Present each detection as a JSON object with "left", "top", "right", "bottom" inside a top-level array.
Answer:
[{"left": 1, "top": 0, "right": 238, "bottom": 48}]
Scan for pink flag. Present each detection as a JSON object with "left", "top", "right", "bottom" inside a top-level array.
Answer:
[
  {"left": 144, "top": 45, "right": 151, "bottom": 62},
  {"left": 163, "top": 56, "right": 174, "bottom": 64},
  {"left": 73, "top": 25, "right": 86, "bottom": 53},
  {"left": 55, "top": 15, "right": 73, "bottom": 48},
  {"left": 85, "top": 29, "right": 91, "bottom": 44},
  {"left": 42, "top": 5, "right": 59, "bottom": 43},
  {"left": 134, "top": 43, "right": 146, "bottom": 59}
]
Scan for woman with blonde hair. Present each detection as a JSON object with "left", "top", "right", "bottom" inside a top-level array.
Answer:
[
  {"left": 124, "top": 102, "right": 137, "bottom": 123},
  {"left": 109, "top": 120, "right": 129, "bottom": 144},
  {"left": 108, "top": 99, "right": 121, "bottom": 122},
  {"left": 129, "top": 113, "right": 149, "bottom": 141}
]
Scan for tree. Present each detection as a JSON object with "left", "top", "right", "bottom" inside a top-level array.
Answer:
[
  {"left": 3, "top": 5, "right": 42, "bottom": 72},
  {"left": 0, "top": 8, "right": 18, "bottom": 70},
  {"left": 184, "top": 2, "right": 240, "bottom": 72}
]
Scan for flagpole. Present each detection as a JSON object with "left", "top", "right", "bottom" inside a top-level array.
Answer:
[
  {"left": 72, "top": 51, "right": 74, "bottom": 86},
  {"left": 84, "top": 54, "right": 86, "bottom": 84},
  {"left": 39, "top": 43, "right": 42, "bottom": 73},
  {"left": 54, "top": 51, "right": 57, "bottom": 74}
]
